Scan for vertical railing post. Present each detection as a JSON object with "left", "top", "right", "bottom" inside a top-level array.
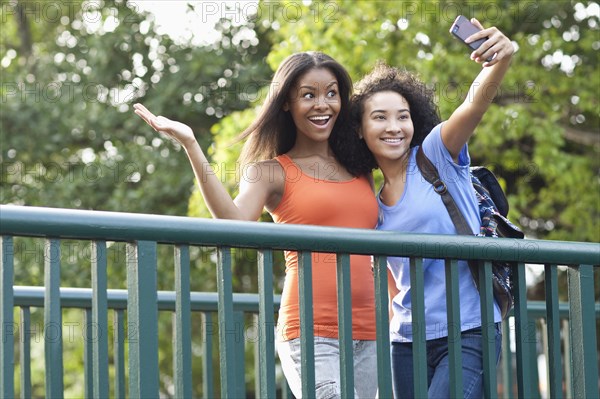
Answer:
[
  {"left": 501, "top": 320, "right": 513, "bottom": 399},
  {"left": 373, "top": 256, "right": 392, "bottom": 399},
  {"left": 544, "top": 264, "right": 562, "bottom": 399},
  {"left": 445, "top": 259, "right": 463, "bottom": 398},
  {"left": 202, "top": 312, "right": 215, "bottom": 399},
  {"left": 529, "top": 333, "right": 542, "bottom": 398},
  {"left": 539, "top": 319, "right": 550, "bottom": 399},
  {"left": 84, "top": 308, "right": 93, "bottom": 398},
  {"left": 20, "top": 307, "right": 32, "bottom": 399},
  {"left": 298, "top": 250, "right": 316, "bottom": 397},
  {"left": 173, "top": 245, "right": 192, "bottom": 398},
  {"left": 234, "top": 311, "right": 246, "bottom": 398},
  {"left": 126, "top": 241, "right": 159, "bottom": 398},
  {"left": 561, "top": 319, "right": 572, "bottom": 399},
  {"left": 217, "top": 247, "right": 236, "bottom": 398},
  {"left": 254, "top": 313, "right": 262, "bottom": 397},
  {"left": 91, "top": 241, "right": 109, "bottom": 398},
  {"left": 281, "top": 378, "right": 293, "bottom": 399},
  {"left": 567, "top": 264, "right": 598, "bottom": 398},
  {"left": 257, "top": 250, "right": 276, "bottom": 399},
  {"left": 410, "top": 257, "right": 428, "bottom": 398},
  {"left": 113, "top": 309, "right": 126, "bottom": 399},
  {"left": 337, "top": 253, "right": 354, "bottom": 398},
  {"left": 0, "top": 236, "right": 15, "bottom": 399},
  {"left": 44, "top": 238, "right": 64, "bottom": 397},
  {"left": 513, "top": 262, "right": 533, "bottom": 398},
  {"left": 479, "top": 261, "right": 498, "bottom": 399}
]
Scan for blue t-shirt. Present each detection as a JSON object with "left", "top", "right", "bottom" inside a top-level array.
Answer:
[{"left": 377, "top": 122, "right": 501, "bottom": 342}]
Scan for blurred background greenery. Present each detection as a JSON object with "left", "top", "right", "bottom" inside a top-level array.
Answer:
[{"left": 1, "top": 0, "right": 598, "bottom": 397}]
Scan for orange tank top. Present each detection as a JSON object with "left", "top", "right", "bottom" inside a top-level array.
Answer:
[{"left": 271, "top": 154, "right": 378, "bottom": 341}]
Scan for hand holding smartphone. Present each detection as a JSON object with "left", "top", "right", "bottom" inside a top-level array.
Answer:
[{"left": 450, "top": 15, "right": 493, "bottom": 62}]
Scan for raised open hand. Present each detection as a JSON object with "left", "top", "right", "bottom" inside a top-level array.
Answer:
[{"left": 133, "top": 103, "right": 196, "bottom": 147}]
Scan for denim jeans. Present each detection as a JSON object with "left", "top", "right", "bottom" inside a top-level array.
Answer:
[
  {"left": 391, "top": 323, "right": 502, "bottom": 399},
  {"left": 276, "top": 337, "right": 378, "bottom": 399}
]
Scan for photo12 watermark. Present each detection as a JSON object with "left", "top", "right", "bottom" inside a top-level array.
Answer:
[{"left": 196, "top": 1, "right": 340, "bottom": 24}]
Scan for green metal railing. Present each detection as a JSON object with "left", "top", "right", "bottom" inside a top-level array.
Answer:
[
  {"left": 1, "top": 205, "right": 599, "bottom": 398},
  {"left": 8, "top": 285, "right": 283, "bottom": 398}
]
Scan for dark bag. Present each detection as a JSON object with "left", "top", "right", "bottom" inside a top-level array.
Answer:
[{"left": 416, "top": 147, "right": 524, "bottom": 319}]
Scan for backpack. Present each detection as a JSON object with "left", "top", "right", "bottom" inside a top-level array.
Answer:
[
  {"left": 416, "top": 147, "right": 524, "bottom": 319},
  {"left": 471, "top": 167, "right": 524, "bottom": 319}
]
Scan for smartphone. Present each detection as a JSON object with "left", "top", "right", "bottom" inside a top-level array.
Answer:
[{"left": 450, "top": 15, "right": 492, "bottom": 60}]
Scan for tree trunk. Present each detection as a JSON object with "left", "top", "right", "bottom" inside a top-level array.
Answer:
[{"left": 15, "top": 1, "right": 33, "bottom": 57}]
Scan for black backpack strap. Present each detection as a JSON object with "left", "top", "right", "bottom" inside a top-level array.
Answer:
[
  {"left": 416, "top": 146, "right": 484, "bottom": 290},
  {"left": 415, "top": 146, "right": 473, "bottom": 236},
  {"left": 471, "top": 166, "right": 509, "bottom": 216}
]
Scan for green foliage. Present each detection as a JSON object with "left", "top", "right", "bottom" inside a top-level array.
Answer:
[{"left": 1, "top": 0, "right": 271, "bottom": 216}]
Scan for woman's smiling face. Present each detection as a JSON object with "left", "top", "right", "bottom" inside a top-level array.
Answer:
[
  {"left": 284, "top": 67, "right": 341, "bottom": 143},
  {"left": 360, "top": 90, "right": 414, "bottom": 163}
]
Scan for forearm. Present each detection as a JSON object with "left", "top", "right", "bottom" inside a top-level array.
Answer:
[
  {"left": 443, "top": 55, "right": 513, "bottom": 158},
  {"left": 465, "top": 56, "right": 512, "bottom": 117},
  {"left": 183, "top": 141, "right": 244, "bottom": 220},
  {"left": 450, "top": 59, "right": 511, "bottom": 137}
]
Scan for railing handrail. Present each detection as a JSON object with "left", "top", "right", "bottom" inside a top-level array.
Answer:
[
  {"left": 11, "top": 285, "right": 599, "bottom": 317},
  {"left": 11, "top": 285, "right": 282, "bottom": 311},
  {"left": 1, "top": 205, "right": 599, "bottom": 264}
]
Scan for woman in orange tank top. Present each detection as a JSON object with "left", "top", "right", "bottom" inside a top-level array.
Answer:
[{"left": 133, "top": 52, "right": 379, "bottom": 398}]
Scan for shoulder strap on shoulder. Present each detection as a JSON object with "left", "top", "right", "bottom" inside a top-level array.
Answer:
[
  {"left": 416, "top": 148, "right": 485, "bottom": 296},
  {"left": 273, "top": 154, "right": 293, "bottom": 168},
  {"left": 471, "top": 166, "right": 509, "bottom": 217},
  {"left": 415, "top": 146, "right": 473, "bottom": 236}
]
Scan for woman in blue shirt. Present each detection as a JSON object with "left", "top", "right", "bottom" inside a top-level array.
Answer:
[{"left": 351, "top": 18, "right": 514, "bottom": 398}]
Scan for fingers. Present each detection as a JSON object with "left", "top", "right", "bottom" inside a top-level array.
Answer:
[
  {"left": 467, "top": 26, "right": 513, "bottom": 66},
  {"left": 133, "top": 103, "right": 148, "bottom": 113},
  {"left": 471, "top": 38, "right": 500, "bottom": 63},
  {"left": 133, "top": 110, "right": 155, "bottom": 129},
  {"left": 484, "top": 37, "right": 513, "bottom": 66},
  {"left": 464, "top": 19, "right": 488, "bottom": 44},
  {"left": 470, "top": 18, "right": 484, "bottom": 30},
  {"left": 133, "top": 103, "right": 151, "bottom": 119},
  {"left": 133, "top": 103, "right": 156, "bottom": 121},
  {"left": 480, "top": 42, "right": 512, "bottom": 67},
  {"left": 133, "top": 103, "right": 163, "bottom": 132},
  {"left": 132, "top": 104, "right": 195, "bottom": 148}
]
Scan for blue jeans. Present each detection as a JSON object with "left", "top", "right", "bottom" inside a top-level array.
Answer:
[
  {"left": 391, "top": 324, "right": 502, "bottom": 399},
  {"left": 276, "top": 337, "right": 378, "bottom": 399}
]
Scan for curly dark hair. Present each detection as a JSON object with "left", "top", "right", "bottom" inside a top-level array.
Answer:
[
  {"left": 350, "top": 62, "right": 441, "bottom": 171},
  {"left": 237, "top": 51, "right": 370, "bottom": 177}
]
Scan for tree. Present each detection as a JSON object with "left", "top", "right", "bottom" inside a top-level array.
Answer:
[{"left": 1, "top": 0, "right": 272, "bottom": 215}]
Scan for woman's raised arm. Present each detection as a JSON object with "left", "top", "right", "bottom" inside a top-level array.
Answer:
[
  {"left": 133, "top": 103, "right": 270, "bottom": 221},
  {"left": 441, "top": 18, "right": 514, "bottom": 160}
]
